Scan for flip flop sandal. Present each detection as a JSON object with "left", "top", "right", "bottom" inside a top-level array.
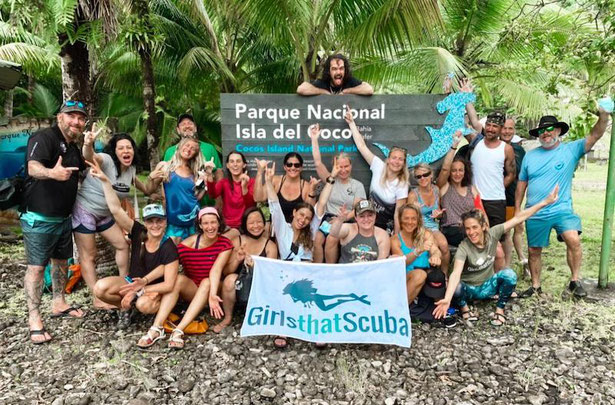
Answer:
[
  {"left": 273, "top": 336, "right": 288, "bottom": 349},
  {"left": 168, "top": 329, "right": 185, "bottom": 349},
  {"left": 490, "top": 313, "right": 507, "bottom": 327},
  {"left": 137, "top": 326, "right": 165, "bottom": 348},
  {"left": 30, "top": 329, "right": 52, "bottom": 345},
  {"left": 51, "top": 306, "right": 83, "bottom": 318}
]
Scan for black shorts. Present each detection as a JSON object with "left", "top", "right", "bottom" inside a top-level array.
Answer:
[
  {"left": 441, "top": 225, "right": 465, "bottom": 247},
  {"left": 482, "top": 199, "right": 506, "bottom": 241}
]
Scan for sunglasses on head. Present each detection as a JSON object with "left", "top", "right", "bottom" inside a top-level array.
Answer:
[
  {"left": 285, "top": 162, "right": 302, "bottom": 168},
  {"left": 391, "top": 146, "right": 408, "bottom": 155},
  {"left": 65, "top": 101, "right": 85, "bottom": 108},
  {"left": 415, "top": 172, "right": 432, "bottom": 179},
  {"left": 537, "top": 126, "right": 555, "bottom": 135}
]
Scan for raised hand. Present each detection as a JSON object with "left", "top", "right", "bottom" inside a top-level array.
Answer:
[
  {"left": 85, "top": 159, "right": 109, "bottom": 183},
  {"left": 244, "top": 253, "right": 254, "bottom": 268},
  {"left": 330, "top": 156, "right": 340, "bottom": 178},
  {"left": 49, "top": 156, "right": 79, "bottom": 181},
  {"left": 344, "top": 106, "right": 355, "bottom": 125},
  {"left": 332, "top": 204, "right": 348, "bottom": 224},
  {"left": 236, "top": 242, "right": 247, "bottom": 262},
  {"left": 452, "top": 130, "right": 463, "bottom": 148},
  {"left": 265, "top": 162, "right": 276, "bottom": 183},
  {"left": 239, "top": 173, "right": 250, "bottom": 188},
  {"left": 309, "top": 124, "right": 320, "bottom": 139},
  {"left": 83, "top": 126, "right": 103, "bottom": 147},
  {"left": 459, "top": 78, "right": 474, "bottom": 93},
  {"left": 308, "top": 176, "right": 321, "bottom": 192},
  {"left": 203, "top": 157, "right": 216, "bottom": 173},
  {"left": 255, "top": 158, "right": 269, "bottom": 171}
]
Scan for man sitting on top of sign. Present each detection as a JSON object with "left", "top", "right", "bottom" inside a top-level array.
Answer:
[{"left": 296, "top": 53, "right": 374, "bottom": 96}]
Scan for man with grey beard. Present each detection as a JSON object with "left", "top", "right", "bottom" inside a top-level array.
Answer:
[{"left": 516, "top": 106, "right": 611, "bottom": 299}]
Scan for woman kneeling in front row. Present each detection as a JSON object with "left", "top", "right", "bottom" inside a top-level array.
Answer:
[{"left": 433, "top": 186, "right": 558, "bottom": 326}]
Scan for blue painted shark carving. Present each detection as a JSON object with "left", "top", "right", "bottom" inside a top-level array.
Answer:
[{"left": 374, "top": 92, "right": 476, "bottom": 167}]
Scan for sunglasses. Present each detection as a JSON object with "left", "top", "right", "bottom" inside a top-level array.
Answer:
[
  {"left": 391, "top": 146, "right": 408, "bottom": 155},
  {"left": 537, "top": 126, "right": 555, "bottom": 135},
  {"left": 65, "top": 101, "right": 85, "bottom": 108},
  {"left": 415, "top": 172, "right": 432, "bottom": 179},
  {"left": 285, "top": 162, "right": 302, "bottom": 168}
]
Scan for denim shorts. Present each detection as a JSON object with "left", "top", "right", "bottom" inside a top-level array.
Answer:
[{"left": 21, "top": 217, "right": 73, "bottom": 266}]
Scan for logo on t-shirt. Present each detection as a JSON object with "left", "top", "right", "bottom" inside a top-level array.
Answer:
[
  {"left": 554, "top": 161, "right": 564, "bottom": 170},
  {"left": 59, "top": 142, "right": 67, "bottom": 154},
  {"left": 350, "top": 245, "right": 378, "bottom": 263}
]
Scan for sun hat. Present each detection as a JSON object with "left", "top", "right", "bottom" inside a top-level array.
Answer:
[{"left": 529, "top": 115, "right": 569, "bottom": 137}]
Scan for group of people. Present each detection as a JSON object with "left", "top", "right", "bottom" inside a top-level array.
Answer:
[{"left": 20, "top": 54, "right": 611, "bottom": 349}]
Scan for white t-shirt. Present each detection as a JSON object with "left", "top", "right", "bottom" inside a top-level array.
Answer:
[
  {"left": 269, "top": 199, "right": 321, "bottom": 262},
  {"left": 369, "top": 157, "right": 409, "bottom": 204},
  {"left": 77, "top": 153, "right": 136, "bottom": 217}
]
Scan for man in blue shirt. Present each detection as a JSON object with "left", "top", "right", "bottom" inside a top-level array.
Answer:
[{"left": 516, "top": 105, "right": 611, "bottom": 298}]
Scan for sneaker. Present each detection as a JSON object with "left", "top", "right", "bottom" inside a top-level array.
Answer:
[
  {"left": 117, "top": 307, "right": 136, "bottom": 330},
  {"left": 568, "top": 280, "right": 587, "bottom": 298},
  {"left": 519, "top": 286, "right": 542, "bottom": 298},
  {"left": 442, "top": 315, "right": 457, "bottom": 328}
]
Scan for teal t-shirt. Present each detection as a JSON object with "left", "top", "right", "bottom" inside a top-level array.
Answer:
[
  {"left": 519, "top": 139, "right": 585, "bottom": 219},
  {"left": 163, "top": 141, "right": 222, "bottom": 206}
]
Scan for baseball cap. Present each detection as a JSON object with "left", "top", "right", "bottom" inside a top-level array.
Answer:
[
  {"left": 142, "top": 204, "right": 166, "bottom": 220},
  {"left": 59, "top": 100, "right": 87, "bottom": 116},
  {"left": 423, "top": 268, "right": 446, "bottom": 300},
  {"left": 177, "top": 113, "right": 195, "bottom": 126},
  {"left": 354, "top": 199, "right": 376, "bottom": 215}
]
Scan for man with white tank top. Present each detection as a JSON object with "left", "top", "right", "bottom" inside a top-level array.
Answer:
[{"left": 470, "top": 111, "right": 516, "bottom": 230}]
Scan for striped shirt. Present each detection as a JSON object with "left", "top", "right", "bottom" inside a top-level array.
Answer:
[{"left": 177, "top": 235, "right": 233, "bottom": 286}]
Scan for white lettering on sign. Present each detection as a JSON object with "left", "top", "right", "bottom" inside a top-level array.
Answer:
[
  {"left": 235, "top": 104, "right": 300, "bottom": 124},
  {"left": 308, "top": 104, "right": 385, "bottom": 121}
]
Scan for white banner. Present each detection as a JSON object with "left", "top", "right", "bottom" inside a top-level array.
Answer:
[{"left": 240, "top": 256, "right": 411, "bottom": 348}]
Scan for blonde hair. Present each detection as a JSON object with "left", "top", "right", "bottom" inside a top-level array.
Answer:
[
  {"left": 398, "top": 203, "right": 426, "bottom": 249},
  {"left": 380, "top": 148, "right": 409, "bottom": 187},
  {"left": 163, "top": 137, "right": 205, "bottom": 182},
  {"left": 333, "top": 152, "right": 352, "bottom": 166}
]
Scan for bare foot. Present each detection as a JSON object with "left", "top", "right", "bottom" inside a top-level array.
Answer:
[{"left": 212, "top": 320, "right": 232, "bottom": 334}]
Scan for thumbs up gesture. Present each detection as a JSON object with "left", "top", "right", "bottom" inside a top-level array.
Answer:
[{"left": 49, "top": 156, "right": 79, "bottom": 181}]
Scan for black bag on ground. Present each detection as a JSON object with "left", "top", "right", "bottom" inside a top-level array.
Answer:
[{"left": 0, "top": 167, "right": 25, "bottom": 211}]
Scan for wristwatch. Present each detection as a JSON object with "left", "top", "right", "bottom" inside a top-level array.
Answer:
[{"left": 326, "top": 176, "right": 335, "bottom": 184}]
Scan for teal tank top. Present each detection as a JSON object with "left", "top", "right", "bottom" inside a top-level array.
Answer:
[{"left": 397, "top": 232, "right": 430, "bottom": 272}]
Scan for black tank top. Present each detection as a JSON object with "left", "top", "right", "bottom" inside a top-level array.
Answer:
[{"left": 277, "top": 176, "right": 304, "bottom": 223}]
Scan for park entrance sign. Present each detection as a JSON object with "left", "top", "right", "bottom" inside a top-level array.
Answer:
[{"left": 220, "top": 93, "right": 473, "bottom": 184}]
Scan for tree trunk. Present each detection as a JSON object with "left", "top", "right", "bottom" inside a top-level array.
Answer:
[
  {"left": 3, "top": 89, "right": 13, "bottom": 118},
  {"left": 139, "top": 47, "right": 160, "bottom": 170},
  {"left": 59, "top": 38, "right": 91, "bottom": 107}
]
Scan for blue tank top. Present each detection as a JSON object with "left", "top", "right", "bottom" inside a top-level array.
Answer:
[
  {"left": 414, "top": 188, "right": 439, "bottom": 230},
  {"left": 163, "top": 172, "right": 199, "bottom": 227},
  {"left": 397, "top": 233, "right": 430, "bottom": 272}
]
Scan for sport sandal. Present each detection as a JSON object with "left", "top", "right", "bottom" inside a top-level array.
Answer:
[
  {"left": 491, "top": 313, "right": 507, "bottom": 327},
  {"left": 137, "top": 325, "right": 165, "bottom": 348},
  {"left": 168, "top": 329, "right": 185, "bottom": 349}
]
